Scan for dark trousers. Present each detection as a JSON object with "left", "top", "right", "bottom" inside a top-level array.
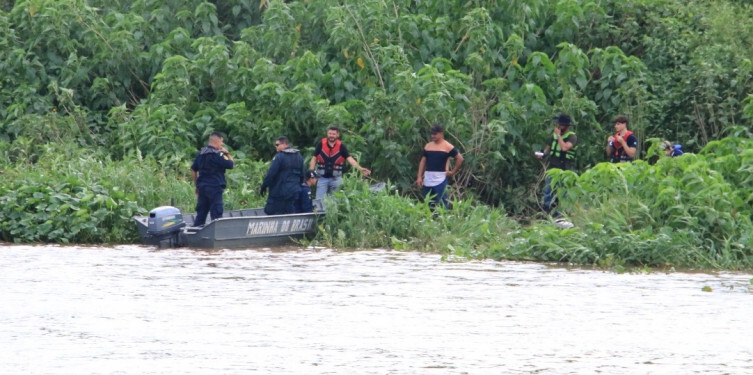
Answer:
[
  {"left": 542, "top": 176, "right": 566, "bottom": 217},
  {"left": 264, "top": 198, "right": 296, "bottom": 215},
  {"left": 422, "top": 178, "right": 449, "bottom": 210},
  {"left": 194, "top": 185, "right": 224, "bottom": 226}
]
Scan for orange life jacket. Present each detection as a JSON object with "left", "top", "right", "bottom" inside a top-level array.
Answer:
[
  {"left": 315, "top": 138, "right": 346, "bottom": 177},
  {"left": 611, "top": 130, "right": 634, "bottom": 162}
]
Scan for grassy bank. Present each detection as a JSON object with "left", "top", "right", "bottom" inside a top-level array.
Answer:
[{"left": 2, "top": 137, "right": 753, "bottom": 271}]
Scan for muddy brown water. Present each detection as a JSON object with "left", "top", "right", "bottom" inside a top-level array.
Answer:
[{"left": 1, "top": 244, "right": 751, "bottom": 374}]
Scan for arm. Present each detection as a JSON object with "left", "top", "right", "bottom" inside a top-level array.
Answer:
[
  {"left": 447, "top": 153, "right": 464, "bottom": 177},
  {"left": 206, "top": 152, "right": 234, "bottom": 170},
  {"left": 218, "top": 146, "right": 234, "bottom": 168},
  {"left": 191, "top": 169, "right": 198, "bottom": 195},
  {"left": 346, "top": 156, "right": 371, "bottom": 176},
  {"left": 416, "top": 156, "right": 426, "bottom": 186},
  {"left": 624, "top": 145, "right": 637, "bottom": 158},
  {"left": 309, "top": 143, "right": 321, "bottom": 171},
  {"left": 554, "top": 129, "right": 573, "bottom": 152},
  {"left": 537, "top": 145, "right": 550, "bottom": 159},
  {"left": 261, "top": 157, "right": 281, "bottom": 191},
  {"left": 623, "top": 135, "right": 638, "bottom": 158},
  {"left": 605, "top": 135, "right": 615, "bottom": 156}
]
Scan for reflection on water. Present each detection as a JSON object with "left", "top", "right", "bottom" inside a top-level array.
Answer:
[{"left": 1, "top": 244, "right": 752, "bottom": 374}]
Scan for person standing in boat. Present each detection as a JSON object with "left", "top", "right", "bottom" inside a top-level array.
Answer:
[
  {"left": 295, "top": 170, "right": 318, "bottom": 213},
  {"left": 260, "top": 136, "right": 304, "bottom": 215},
  {"left": 606, "top": 115, "right": 638, "bottom": 163},
  {"left": 416, "top": 125, "right": 464, "bottom": 210},
  {"left": 309, "top": 126, "right": 371, "bottom": 199},
  {"left": 190, "top": 131, "right": 234, "bottom": 226}
]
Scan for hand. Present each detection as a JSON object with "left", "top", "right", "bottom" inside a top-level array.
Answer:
[
  {"left": 361, "top": 167, "right": 371, "bottom": 176},
  {"left": 259, "top": 187, "right": 267, "bottom": 197},
  {"left": 607, "top": 135, "right": 615, "bottom": 144},
  {"left": 553, "top": 127, "right": 562, "bottom": 136},
  {"left": 416, "top": 177, "right": 423, "bottom": 186},
  {"left": 194, "top": 186, "right": 199, "bottom": 196}
]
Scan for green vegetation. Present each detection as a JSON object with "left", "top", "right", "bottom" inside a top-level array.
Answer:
[{"left": 1, "top": 0, "right": 753, "bottom": 270}]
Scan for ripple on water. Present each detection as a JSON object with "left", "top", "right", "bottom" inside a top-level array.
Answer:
[{"left": 0, "top": 244, "right": 752, "bottom": 374}]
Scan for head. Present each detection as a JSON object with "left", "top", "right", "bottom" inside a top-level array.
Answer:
[
  {"left": 614, "top": 115, "right": 629, "bottom": 133},
  {"left": 208, "top": 131, "right": 224, "bottom": 147},
  {"left": 275, "top": 136, "right": 290, "bottom": 152},
  {"left": 662, "top": 140, "right": 672, "bottom": 155},
  {"left": 552, "top": 114, "right": 571, "bottom": 131},
  {"left": 430, "top": 125, "right": 444, "bottom": 142},
  {"left": 304, "top": 170, "right": 318, "bottom": 187},
  {"left": 326, "top": 126, "right": 340, "bottom": 143}
]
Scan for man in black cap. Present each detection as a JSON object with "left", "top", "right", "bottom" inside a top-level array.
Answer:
[
  {"left": 535, "top": 114, "right": 577, "bottom": 215},
  {"left": 295, "top": 170, "right": 318, "bottom": 213}
]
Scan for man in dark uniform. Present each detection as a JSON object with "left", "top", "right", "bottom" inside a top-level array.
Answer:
[
  {"left": 294, "top": 170, "right": 318, "bottom": 213},
  {"left": 190, "top": 132, "right": 234, "bottom": 226},
  {"left": 535, "top": 114, "right": 577, "bottom": 216},
  {"left": 260, "top": 136, "right": 304, "bottom": 215}
]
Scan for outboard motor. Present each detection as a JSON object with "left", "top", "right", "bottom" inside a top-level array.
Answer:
[{"left": 146, "top": 206, "right": 186, "bottom": 248}]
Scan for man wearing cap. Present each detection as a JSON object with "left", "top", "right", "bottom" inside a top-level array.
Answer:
[
  {"left": 536, "top": 114, "right": 577, "bottom": 214},
  {"left": 260, "top": 136, "right": 304, "bottom": 215},
  {"left": 309, "top": 126, "right": 371, "bottom": 200},
  {"left": 295, "top": 170, "right": 318, "bottom": 213},
  {"left": 416, "top": 125, "right": 464, "bottom": 210},
  {"left": 606, "top": 115, "right": 638, "bottom": 163}
]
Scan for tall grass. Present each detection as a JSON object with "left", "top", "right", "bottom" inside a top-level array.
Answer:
[
  {"left": 315, "top": 178, "right": 520, "bottom": 259},
  {"left": 0, "top": 141, "right": 269, "bottom": 243}
]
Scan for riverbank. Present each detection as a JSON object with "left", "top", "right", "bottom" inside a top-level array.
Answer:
[{"left": 2, "top": 137, "right": 753, "bottom": 271}]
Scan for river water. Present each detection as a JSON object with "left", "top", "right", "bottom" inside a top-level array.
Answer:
[{"left": 1, "top": 244, "right": 751, "bottom": 374}]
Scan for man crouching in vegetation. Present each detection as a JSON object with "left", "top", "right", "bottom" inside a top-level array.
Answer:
[
  {"left": 416, "top": 125, "right": 463, "bottom": 210},
  {"left": 191, "top": 132, "right": 234, "bottom": 226}
]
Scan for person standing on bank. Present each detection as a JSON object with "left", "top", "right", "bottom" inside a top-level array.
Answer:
[
  {"left": 190, "top": 131, "right": 234, "bottom": 226},
  {"left": 606, "top": 115, "right": 638, "bottom": 163},
  {"left": 309, "top": 126, "right": 371, "bottom": 200},
  {"left": 260, "top": 136, "right": 304, "bottom": 215},
  {"left": 535, "top": 114, "right": 577, "bottom": 214},
  {"left": 416, "top": 125, "right": 464, "bottom": 210}
]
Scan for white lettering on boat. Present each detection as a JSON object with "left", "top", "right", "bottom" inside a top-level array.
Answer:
[{"left": 246, "top": 218, "right": 314, "bottom": 236}]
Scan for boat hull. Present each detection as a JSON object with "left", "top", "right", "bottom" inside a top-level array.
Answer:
[{"left": 134, "top": 202, "right": 324, "bottom": 249}]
